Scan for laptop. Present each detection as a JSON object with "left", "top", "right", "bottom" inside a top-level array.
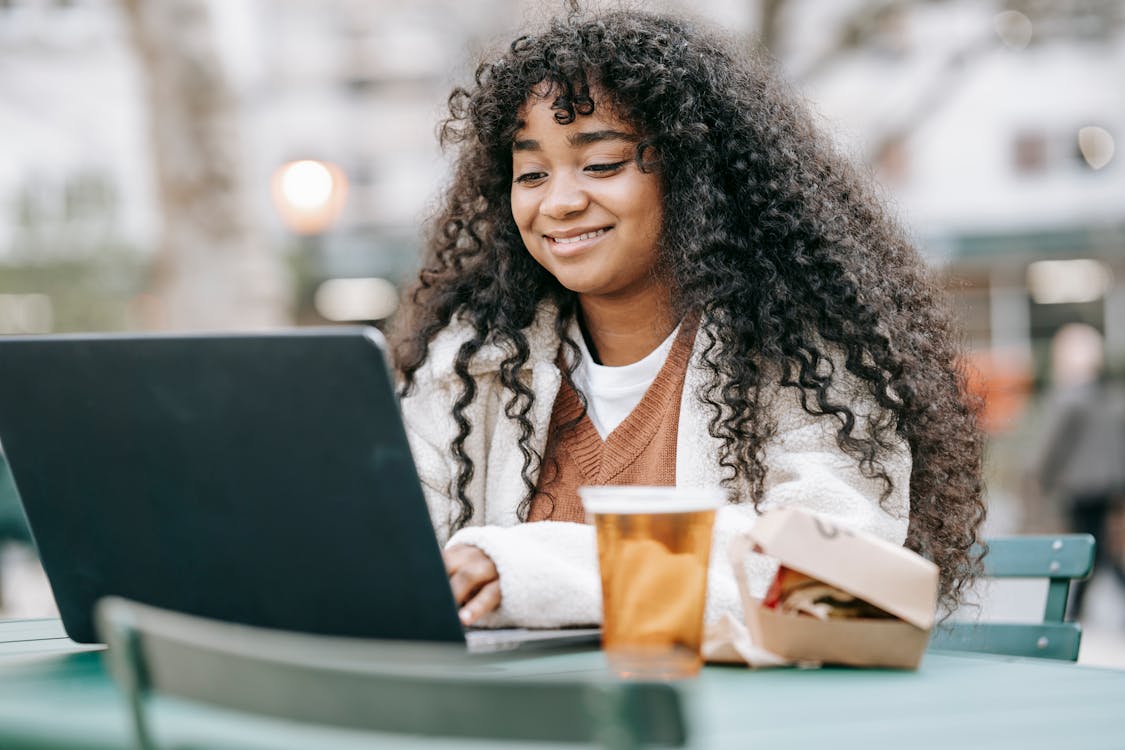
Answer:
[{"left": 0, "top": 328, "right": 598, "bottom": 651}]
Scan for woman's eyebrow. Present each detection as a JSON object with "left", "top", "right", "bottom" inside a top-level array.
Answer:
[
  {"left": 512, "top": 129, "right": 639, "bottom": 152},
  {"left": 568, "top": 129, "right": 638, "bottom": 147}
]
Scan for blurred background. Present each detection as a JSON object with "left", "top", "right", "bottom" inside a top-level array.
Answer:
[{"left": 1, "top": 0, "right": 1123, "bottom": 660}]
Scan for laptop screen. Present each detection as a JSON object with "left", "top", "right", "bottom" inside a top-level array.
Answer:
[{"left": 0, "top": 328, "right": 464, "bottom": 644}]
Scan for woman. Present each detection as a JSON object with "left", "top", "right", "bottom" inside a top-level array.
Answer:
[{"left": 393, "top": 9, "right": 985, "bottom": 629}]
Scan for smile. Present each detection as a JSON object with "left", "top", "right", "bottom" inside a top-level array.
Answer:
[{"left": 548, "top": 227, "right": 611, "bottom": 245}]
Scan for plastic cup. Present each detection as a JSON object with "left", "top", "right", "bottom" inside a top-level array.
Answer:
[{"left": 579, "top": 486, "right": 725, "bottom": 679}]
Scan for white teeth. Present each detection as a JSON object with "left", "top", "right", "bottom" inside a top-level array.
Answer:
[{"left": 551, "top": 228, "right": 608, "bottom": 244}]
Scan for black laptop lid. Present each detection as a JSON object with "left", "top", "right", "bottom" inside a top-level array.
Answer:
[{"left": 0, "top": 328, "right": 464, "bottom": 644}]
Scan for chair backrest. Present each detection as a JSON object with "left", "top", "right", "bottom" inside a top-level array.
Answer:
[
  {"left": 928, "top": 534, "right": 1095, "bottom": 661},
  {"left": 96, "top": 597, "right": 687, "bottom": 750}
]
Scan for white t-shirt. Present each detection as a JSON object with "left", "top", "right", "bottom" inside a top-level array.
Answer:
[{"left": 568, "top": 319, "right": 680, "bottom": 440}]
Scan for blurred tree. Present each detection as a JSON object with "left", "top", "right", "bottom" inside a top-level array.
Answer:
[{"left": 120, "top": 0, "right": 290, "bottom": 330}]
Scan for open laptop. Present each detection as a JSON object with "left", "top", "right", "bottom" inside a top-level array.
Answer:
[{"left": 0, "top": 328, "right": 597, "bottom": 652}]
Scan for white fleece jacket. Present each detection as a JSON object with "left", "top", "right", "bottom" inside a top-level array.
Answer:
[{"left": 400, "top": 304, "right": 911, "bottom": 628}]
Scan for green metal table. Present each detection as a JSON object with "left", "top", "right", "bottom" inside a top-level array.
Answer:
[{"left": 1, "top": 618, "right": 1124, "bottom": 749}]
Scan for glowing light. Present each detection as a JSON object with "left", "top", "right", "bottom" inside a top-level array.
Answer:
[
  {"left": 1027, "top": 259, "right": 1112, "bottom": 305},
  {"left": 1077, "top": 126, "right": 1115, "bottom": 170},
  {"left": 279, "top": 160, "right": 334, "bottom": 209},
  {"left": 270, "top": 159, "right": 348, "bottom": 234},
  {"left": 313, "top": 277, "right": 399, "bottom": 322},
  {"left": 994, "top": 11, "right": 1033, "bottom": 49}
]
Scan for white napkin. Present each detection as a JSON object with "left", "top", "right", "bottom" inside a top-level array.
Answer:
[
  {"left": 702, "top": 612, "right": 790, "bottom": 667},
  {"left": 701, "top": 532, "right": 793, "bottom": 667}
]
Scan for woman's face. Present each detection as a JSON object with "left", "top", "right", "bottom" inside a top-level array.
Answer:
[{"left": 510, "top": 93, "right": 665, "bottom": 305}]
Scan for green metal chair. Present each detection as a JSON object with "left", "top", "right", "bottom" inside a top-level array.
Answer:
[
  {"left": 928, "top": 534, "right": 1095, "bottom": 661},
  {"left": 96, "top": 596, "right": 687, "bottom": 750}
]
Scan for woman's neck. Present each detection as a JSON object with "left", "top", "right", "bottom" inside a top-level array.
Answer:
[{"left": 577, "top": 291, "right": 678, "bottom": 366}]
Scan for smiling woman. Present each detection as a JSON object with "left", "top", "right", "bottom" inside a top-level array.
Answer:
[{"left": 391, "top": 8, "right": 985, "bottom": 630}]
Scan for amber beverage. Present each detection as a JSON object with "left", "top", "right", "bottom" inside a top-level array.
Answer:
[{"left": 579, "top": 486, "right": 725, "bottom": 679}]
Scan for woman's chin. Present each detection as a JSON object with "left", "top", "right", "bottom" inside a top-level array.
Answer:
[{"left": 552, "top": 274, "right": 605, "bottom": 296}]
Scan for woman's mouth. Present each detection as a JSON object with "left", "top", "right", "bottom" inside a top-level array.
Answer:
[
  {"left": 550, "top": 228, "right": 609, "bottom": 244},
  {"left": 545, "top": 227, "right": 612, "bottom": 254}
]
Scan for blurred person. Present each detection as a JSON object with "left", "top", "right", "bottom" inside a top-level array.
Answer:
[
  {"left": 391, "top": 8, "right": 985, "bottom": 629},
  {"left": 1032, "top": 323, "right": 1125, "bottom": 619}
]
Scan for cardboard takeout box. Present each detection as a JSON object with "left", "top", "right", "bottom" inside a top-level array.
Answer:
[{"left": 736, "top": 507, "right": 939, "bottom": 669}]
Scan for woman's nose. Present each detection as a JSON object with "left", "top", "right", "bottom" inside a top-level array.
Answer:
[{"left": 539, "top": 172, "right": 589, "bottom": 219}]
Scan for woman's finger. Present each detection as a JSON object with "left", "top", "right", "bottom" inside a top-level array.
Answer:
[
  {"left": 449, "top": 565, "right": 487, "bottom": 605},
  {"left": 442, "top": 544, "right": 473, "bottom": 575},
  {"left": 443, "top": 545, "right": 498, "bottom": 605},
  {"left": 459, "top": 579, "right": 502, "bottom": 625}
]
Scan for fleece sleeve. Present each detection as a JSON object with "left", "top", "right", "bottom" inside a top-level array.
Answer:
[{"left": 447, "top": 521, "right": 602, "bottom": 628}]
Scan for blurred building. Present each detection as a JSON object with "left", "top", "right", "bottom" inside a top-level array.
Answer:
[
  {"left": 793, "top": 1, "right": 1124, "bottom": 386},
  {"left": 0, "top": 0, "right": 1121, "bottom": 347}
]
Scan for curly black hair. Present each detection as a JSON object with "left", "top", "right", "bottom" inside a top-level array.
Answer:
[{"left": 393, "top": 9, "right": 985, "bottom": 612}]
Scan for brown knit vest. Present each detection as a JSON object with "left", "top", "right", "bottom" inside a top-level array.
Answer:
[{"left": 527, "top": 323, "right": 697, "bottom": 523}]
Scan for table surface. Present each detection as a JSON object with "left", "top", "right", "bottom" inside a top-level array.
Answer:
[{"left": 2, "top": 618, "right": 1125, "bottom": 749}]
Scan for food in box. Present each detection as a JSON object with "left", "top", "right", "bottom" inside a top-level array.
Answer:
[{"left": 734, "top": 507, "right": 939, "bottom": 669}]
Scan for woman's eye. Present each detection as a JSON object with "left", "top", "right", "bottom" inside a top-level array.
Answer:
[
  {"left": 514, "top": 171, "right": 547, "bottom": 185},
  {"left": 585, "top": 160, "right": 629, "bottom": 174}
]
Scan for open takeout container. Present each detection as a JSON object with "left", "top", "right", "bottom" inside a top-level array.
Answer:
[{"left": 732, "top": 507, "right": 939, "bottom": 669}]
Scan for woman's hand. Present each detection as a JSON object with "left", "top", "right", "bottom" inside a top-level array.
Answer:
[{"left": 442, "top": 544, "right": 501, "bottom": 625}]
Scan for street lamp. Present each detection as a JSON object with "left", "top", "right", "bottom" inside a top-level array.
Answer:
[{"left": 269, "top": 159, "right": 351, "bottom": 325}]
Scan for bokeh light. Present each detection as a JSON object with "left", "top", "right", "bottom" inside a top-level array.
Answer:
[
  {"left": 1077, "top": 126, "right": 1115, "bottom": 170},
  {"left": 994, "top": 10, "right": 1033, "bottom": 50},
  {"left": 313, "top": 277, "right": 399, "bottom": 322},
  {"left": 270, "top": 159, "right": 348, "bottom": 235},
  {"left": 1027, "top": 259, "right": 1112, "bottom": 304}
]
